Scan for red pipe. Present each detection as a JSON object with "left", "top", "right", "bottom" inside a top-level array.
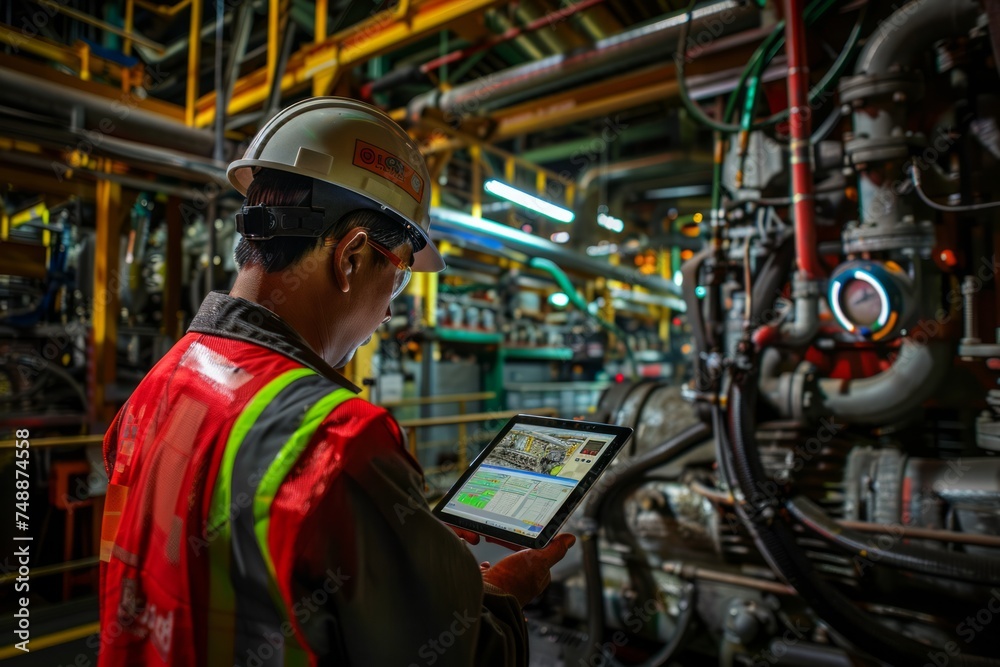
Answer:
[
  {"left": 782, "top": 0, "right": 823, "bottom": 280},
  {"left": 419, "top": 0, "right": 608, "bottom": 74}
]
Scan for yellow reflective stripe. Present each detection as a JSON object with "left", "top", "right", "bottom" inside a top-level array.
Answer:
[
  {"left": 206, "top": 367, "right": 315, "bottom": 667},
  {"left": 253, "top": 387, "right": 355, "bottom": 667}
]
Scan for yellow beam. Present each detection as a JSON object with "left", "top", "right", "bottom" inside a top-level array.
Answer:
[
  {"left": 124, "top": 0, "right": 135, "bottom": 56},
  {"left": 35, "top": 0, "right": 165, "bottom": 52},
  {"left": 493, "top": 65, "right": 679, "bottom": 139},
  {"left": 267, "top": 0, "right": 280, "bottom": 94},
  {"left": 93, "top": 174, "right": 123, "bottom": 422},
  {"left": 194, "top": 0, "right": 505, "bottom": 127},
  {"left": 470, "top": 144, "right": 481, "bottom": 218},
  {"left": 311, "top": 0, "right": 332, "bottom": 96},
  {"left": 185, "top": 0, "right": 202, "bottom": 126},
  {"left": 0, "top": 53, "right": 183, "bottom": 121},
  {"left": 134, "top": 0, "right": 192, "bottom": 17},
  {"left": 0, "top": 435, "right": 104, "bottom": 449},
  {"left": 0, "top": 623, "right": 100, "bottom": 661}
]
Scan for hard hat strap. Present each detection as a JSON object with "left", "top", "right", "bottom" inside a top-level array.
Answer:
[{"left": 235, "top": 204, "right": 327, "bottom": 240}]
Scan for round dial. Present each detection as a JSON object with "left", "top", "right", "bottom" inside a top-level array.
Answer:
[
  {"left": 840, "top": 278, "right": 884, "bottom": 328},
  {"left": 828, "top": 260, "right": 912, "bottom": 339}
]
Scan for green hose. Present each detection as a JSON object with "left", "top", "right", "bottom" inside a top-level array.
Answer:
[
  {"left": 677, "top": 0, "right": 855, "bottom": 135},
  {"left": 528, "top": 257, "right": 638, "bottom": 378}
]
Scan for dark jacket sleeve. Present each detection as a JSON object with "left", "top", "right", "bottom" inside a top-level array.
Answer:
[{"left": 283, "top": 404, "right": 529, "bottom": 667}]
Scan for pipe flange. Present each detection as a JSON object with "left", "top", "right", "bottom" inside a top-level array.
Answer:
[
  {"left": 844, "top": 135, "right": 926, "bottom": 165},
  {"left": 975, "top": 414, "right": 1000, "bottom": 452},
  {"left": 789, "top": 362, "right": 818, "bottom": 423},
  {"left": 842, "top": 219, "right": 936, "bottom": 255},
  {"left": 838, "top": 72, "right": 925, "bottom": 106}
]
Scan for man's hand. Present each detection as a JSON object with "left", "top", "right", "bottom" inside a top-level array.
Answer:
[
  {"left": 449, "top": 526, "right": 481, "bottom": 545},
  {"left": 481, "top": 534, "right": 576, "bottom": 606}
]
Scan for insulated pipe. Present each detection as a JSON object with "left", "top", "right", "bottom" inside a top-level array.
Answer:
[
  {"left": 407, "top": 0, "right": 757, "bottom": 121},
  {"left": 0, "top": 66, "right": 217, "bottom": 157},
  {"left": 429, "top": 207, "right": 685, "bottom": 300},
  {"left": 782, "top": 0, "right": 822, "bottom": 280}
]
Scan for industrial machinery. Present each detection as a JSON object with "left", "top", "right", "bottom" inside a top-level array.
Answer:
[{"left": 526, "top": 1, "right": 1000, "bottom": 665}]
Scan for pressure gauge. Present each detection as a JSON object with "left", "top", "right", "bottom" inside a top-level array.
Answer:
[{"left": 828, "top": 260, "right": 914, "bottom": 340}]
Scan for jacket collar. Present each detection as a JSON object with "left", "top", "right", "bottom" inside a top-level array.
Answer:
[{"left": 188, "top": 291, "right": 361, "bottom": 394}]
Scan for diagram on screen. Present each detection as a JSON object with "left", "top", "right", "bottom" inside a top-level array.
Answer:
[{"left": 482, "top": 425, "right": 612, "bottom": 481}]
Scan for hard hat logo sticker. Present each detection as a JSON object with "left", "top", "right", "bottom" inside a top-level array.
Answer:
[{"left": 353, "top": 139, "right": 423, "bottom": 203}]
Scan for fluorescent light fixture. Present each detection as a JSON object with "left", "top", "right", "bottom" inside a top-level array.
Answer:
[
  {"left": 597, "top": 212, "right": 624, "bottom": 233},
  {"left": 549, "top": 292, "right": 570, "bottom": 307},
  {"left": 483, "top": 179, "right": 575, "bottom": 223},
  {"left": 587, "top": 243, "right": 619, "bottom": 256},
  {"left": 550, "top": 231, "right": 570, "bottom": 243}
]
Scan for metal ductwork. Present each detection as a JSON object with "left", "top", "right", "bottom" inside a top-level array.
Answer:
[{"left": 407, "top": 0, "right": 759, "bottom": 121}]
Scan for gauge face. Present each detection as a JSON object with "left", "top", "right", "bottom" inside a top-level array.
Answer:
[{"left": 840, "top": 278, "right": 884, "bottom": 328}]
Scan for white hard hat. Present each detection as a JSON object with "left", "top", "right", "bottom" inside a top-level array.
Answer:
[{"left": 228, "top": 97, "right": 444, "bottom": 272}]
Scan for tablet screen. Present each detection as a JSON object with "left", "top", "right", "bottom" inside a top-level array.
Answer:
[{"left": 436, "top": 418, "right": 629, "bottom": 545}]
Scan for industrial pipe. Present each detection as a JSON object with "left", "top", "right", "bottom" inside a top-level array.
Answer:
[
  {"left": 760, "top": 339, "right": 952, "bottom": 424},
  {"left": 407, "top": 0, "right": 758, "bottom": 122},
  {"left": 782, "top": 0, "right": 822, "bottom": 281},
  {"left": 0, "top": 66, "right": 219, "bottom": 157},
  {"left": 528, "top": 257, "right": 637, "bottom": 376},
  {"left": 429, "top": 207, "right": 685, "bottom": 300},
  {"left": 724, "top": 378, "right": 1000, "bottom": 667},
  {"left": 420, "top": 0, "right": 607, "bottom": 75},
  {"left": 855, "top": 0, "right": 981, "bottom": 76},
  {"left": 816, "top": 339, "right": 952, "bottom": 424}
]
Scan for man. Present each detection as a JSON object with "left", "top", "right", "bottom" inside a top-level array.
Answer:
[{"left": 98, "top": 97, "right": 574, "bottom": 666}]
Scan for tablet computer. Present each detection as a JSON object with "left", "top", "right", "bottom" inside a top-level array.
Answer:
[{"left": 433, "top": 414, "right": 633, "bottom": 550}]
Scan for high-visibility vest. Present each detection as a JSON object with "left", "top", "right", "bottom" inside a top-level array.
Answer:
[{"left": 100, "top": 334, "right": 357, "bottom": 667}]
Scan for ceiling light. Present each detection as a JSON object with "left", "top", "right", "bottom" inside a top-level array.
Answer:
[
  {"left": 597, "top": 212, "right": 624, "bottom": 233},
  {"left": 483, "top": 179, "right": 575, "bottom": 223}
]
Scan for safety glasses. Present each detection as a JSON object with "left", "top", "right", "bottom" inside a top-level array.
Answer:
[
  {"left": 327, "top": 234, "right": 412, "bottom": 300},
  {"left": 366, "top": 238, "right": 412, "bottom": 300}
]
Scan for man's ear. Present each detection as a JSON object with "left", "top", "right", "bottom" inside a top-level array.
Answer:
[{"left": 331, "top": 228, "right": 368, "bottom": 294}]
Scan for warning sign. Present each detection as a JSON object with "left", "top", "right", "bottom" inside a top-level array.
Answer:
[{"left": 352, "top": 139, "right": 424, "bottom": 203}]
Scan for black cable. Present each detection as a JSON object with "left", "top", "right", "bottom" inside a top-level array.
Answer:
[
  {"left": 786, "top": 496, "right": 1000, "bottom": 585},
  {"left": 581, "top": 423, "right": 711, "bottom": 667},
  {"left": 725, "top": 375, "right": 1000, "bottom": 666}
]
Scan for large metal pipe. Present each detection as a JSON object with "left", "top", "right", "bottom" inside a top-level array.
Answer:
[
  {"left": 855, "top": 0, "right": 981, "bottom": 76},
  {"left": 429, "top": 207, "right": 685, "bottom": 301},
  {"left": 761, "top": 339, "right": 952, "bottom": 424},
  {"left": 407, "top": 0, "right": 757, "bottom": 121},
  {"left": 842, "top": 0, "right": 981, "bottom": 233},
  {"left": 0, "top": 66, "right": 218, "bottom": 157}
]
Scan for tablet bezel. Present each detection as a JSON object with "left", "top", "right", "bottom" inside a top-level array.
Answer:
[{"left": 432, "top": 414, "right": 634, "bottom": 549}]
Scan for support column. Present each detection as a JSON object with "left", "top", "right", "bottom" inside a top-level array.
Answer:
[{"left": 92, "top": 177, "right": 123, "bottom": 425}]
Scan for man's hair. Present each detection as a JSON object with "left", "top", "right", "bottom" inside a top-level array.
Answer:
[{"left": 233, "top": 169, "right": 420, "bottom": 272}]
